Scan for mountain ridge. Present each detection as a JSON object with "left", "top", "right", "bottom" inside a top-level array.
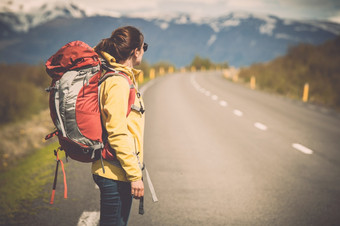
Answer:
[
  {"left": 1, "top": 1, "right": 339, "bottom": 67},
  {"left": 1, "top": 1, "right": 339, "bottom": 35}
]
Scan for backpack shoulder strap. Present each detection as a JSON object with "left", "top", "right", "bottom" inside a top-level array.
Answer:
[{"left": 99, "top": 70, "right": 137, "bottom": 117}]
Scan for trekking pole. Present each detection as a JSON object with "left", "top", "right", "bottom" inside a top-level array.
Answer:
[
  {"left": 50, "top": 151, "right": 59, "bottom": 204},
  {"left": 145, "top": 167, "right": 158, "bottom": 202},
  {"left": 50, "top": 148, "right": 68, "bottom": 204}
]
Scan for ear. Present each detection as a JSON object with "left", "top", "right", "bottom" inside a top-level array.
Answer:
[{"left": 133, "top": 47, "right": 141, "bottom": 58}]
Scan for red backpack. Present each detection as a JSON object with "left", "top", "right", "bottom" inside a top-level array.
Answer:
[{"left": 45, "top": 40, "right": 137, "bottom": 203}]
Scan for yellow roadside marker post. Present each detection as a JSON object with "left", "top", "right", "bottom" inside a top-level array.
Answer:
[
  {"left": 302, "top": 83, "right": 309, "bottom": 102},
  {"left": 250, "top": 76, "right": 256, "bottom": 90},
  {"left": 149, "top": 68, "right": 155, "bottom": 80}
]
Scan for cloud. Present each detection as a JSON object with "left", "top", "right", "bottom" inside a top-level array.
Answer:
[
  {"left": 329, "top": 11, "right": 340, "bottom": 23},
  {"left": 4, "top": 0, "right": 340, "bottom": 23},
  {"left": 278, "top": 0, "right": 340, "bottom": 9},
  {"left": 153, "top": 0, "right": 227, "bottom": 15},
  {"left": 226, "top": 0, "right": 269, "bottom": 9},
  {"left": 276, "top": 0, "right": 340, "bottom": 20}
]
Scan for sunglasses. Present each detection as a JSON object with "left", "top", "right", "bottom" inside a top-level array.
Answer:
[{"left": 143, "top": 43, "right": 148, "bottom": 52}]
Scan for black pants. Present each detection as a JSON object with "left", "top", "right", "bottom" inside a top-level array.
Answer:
[{"left": 93, "top": 174, "right": 132, "bottom": 226}]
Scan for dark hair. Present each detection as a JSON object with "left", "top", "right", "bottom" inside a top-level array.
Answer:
[{"left": 95, "top": 26, "right": 144, "bottom": 63}]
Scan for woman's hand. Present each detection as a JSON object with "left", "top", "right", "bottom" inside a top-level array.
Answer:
[{"left": 131, "top": 180, "right": 144, "bottom": 199}]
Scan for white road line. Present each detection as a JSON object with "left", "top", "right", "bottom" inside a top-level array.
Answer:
[
  {"left": 292, "top": 143, "right": 313, "bottom": 155},
  {"left": 211, "top": 95, "right": 218, "bottom": 101},
  {"left": 233, "top": 109, "right": 243, "bottom": 116},
  {"left": 205, "top": 91, "right": 211, "bottom": 96},
  {"left": 254, "top": 122, "right": 268, "bottom": 131},
  {"left": 77, "top": 211, "right": 100, "bottom": 226},
  {"left": 219, "top": 100, "right": 228, "bottom": 107}
]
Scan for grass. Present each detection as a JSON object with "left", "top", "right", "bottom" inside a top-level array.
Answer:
[
  {"left": 0, "top": 72, "right": 155, "bottom": 225},
  {"left": 0, "top": 142, "right": 65, "bottom": 225}
]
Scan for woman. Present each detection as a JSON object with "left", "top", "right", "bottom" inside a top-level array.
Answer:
[{"left": 92, "top": 26, "right": 148, "bottom": 226}]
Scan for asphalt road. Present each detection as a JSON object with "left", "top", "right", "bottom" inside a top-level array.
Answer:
[
  {"left": 22, "top": 71, "right": 340, "bottom": 226},
  {"left": 130, "top": 71, "right": 340, "bottom": 226}
]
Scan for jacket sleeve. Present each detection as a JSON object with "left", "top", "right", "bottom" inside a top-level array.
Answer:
[{"left": 101, "top": 76, "right": 142, "bottom": 181}]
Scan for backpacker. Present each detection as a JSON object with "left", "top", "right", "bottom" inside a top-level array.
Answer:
[{"left": 44, "top": 40, "right": 137, "bottom": 203}]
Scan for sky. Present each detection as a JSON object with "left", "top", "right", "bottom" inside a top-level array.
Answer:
[{"left": 4, "top": 0, "right": 340, "bottom": 23}]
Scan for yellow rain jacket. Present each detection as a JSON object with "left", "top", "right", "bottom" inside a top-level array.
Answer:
[{"left": 92, "top": 51, "right": 145, "bottom": 182}]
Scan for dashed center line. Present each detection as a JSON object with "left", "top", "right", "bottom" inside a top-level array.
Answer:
[
  {"left": 77, "top": 211, "right": 100, "bottom": 226},
  {"left": 254, "top": 122, "right": 268, "bottom": 131},
  {"left": 292, "top": 143, "right": 313, "bottom": 155},
  {"left": 191, "top": 74, "right": 316, "bottom": 157},
  {"left": 219, "top": 100, "right": 228, "bottom": 107},
  {"left": 211, "top": 95, "right": 218, "bottom": 101},
  {"left": 233, "top": 109, "right": 243, "bottom": 116}
]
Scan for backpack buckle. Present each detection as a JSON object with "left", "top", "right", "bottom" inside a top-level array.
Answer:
[{"left": 45, "top": 86, "right": 57, "bottom": 92}]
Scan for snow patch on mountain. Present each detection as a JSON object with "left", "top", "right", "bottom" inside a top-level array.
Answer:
[
  {"left": 155, "top": 20, "right": 169, "bottom": 30},
  {"left": 0, "top": 10, "right": 30, "bottom": 32},
  {"left": 303, "top": 20, "right": 340, "bottom": 35},
  {"left": 259, "top": 18, "right": 277, "bottom": 35},
  {"left": 174, "top": 14, "right": 191, "bottom": 24},
  {"left": 207, "top": 34, "right": 217, "bottom": 46},
  {"left": 0, "top": 0, "right": 86, "bottom": 32},
  {"left": 275, "top": 33, "right": 299, "bottom": 41},
  {"left": 1, "top": 0, "right": 340, "bottom": 38},
  {"left": 29, "top": 2, "right": 86, "bottom": 28}
]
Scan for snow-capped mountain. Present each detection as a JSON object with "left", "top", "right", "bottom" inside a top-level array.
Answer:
[
  {"left": 0, "top": 1, "right": 86, "bottom": 32},
  {"left": 1, "top": 1, "right": 339, "bottom": 67}
]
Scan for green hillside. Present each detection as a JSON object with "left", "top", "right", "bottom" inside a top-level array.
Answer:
[
  {"left": 0, "top": 63, "right": 50, "bottom": 125},
  {"left": 239, "top": 36, "right": 340, "bottom": 110}
]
